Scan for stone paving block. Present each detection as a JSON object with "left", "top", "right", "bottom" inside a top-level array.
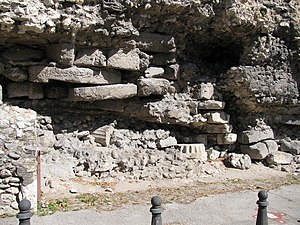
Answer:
[
  {"left": 68, "top": 83, "right": 138, "bottom": 101},
  {"left": 28, "top": 66, "right": 121, "bottom": 84}
]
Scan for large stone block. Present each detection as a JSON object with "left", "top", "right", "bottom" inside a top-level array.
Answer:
[
  {"left": 137, "top": 78, "right": 170, "bottom": 96},
  {"left": 206, "top": 112, "right": 230, "bottom": 124},
  {"left": 157, "top": 136, "right": 177, "bottom": 148},
  {"left": 240, "top": 142, "right": 269, "bottom": 160},
  {"left": 69, "top": 84, "right": 138, "bottom": 101},
  {"left": 266, "top": 151, "right": 293, "bottom": 165},
  {"left": 238, "top": 128, "right": 274, "bottom": 144},
  {"left": 28, "top": 66, "right": 121, "bottom": 84},
  {"left": 136, "top": 33, "right": 176, "bottom": 53},
  {"left": 47, "top": 43, "right": 75, "bottom": 66},
  {"left": 7, "top": 82, "right": 44, "bottom": 99},
  {"left": 74, "top": 48, "right": 106, "bottom": 67},
  {"left": 177, "top": 143, "right": 207, "bottom": 161},
  {"left": 198, "top": 100, "right": 225, "bottom": 110},
  {"left": 107, "top": 48, "right": 140, "bottom": 71}
]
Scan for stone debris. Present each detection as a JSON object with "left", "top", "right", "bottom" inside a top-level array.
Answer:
[
  {"left": 92, "top": 125, "right": 115, "bottom": 147},
  {"left": 226, "top": 153, "right": 252, "bottom": 170}
]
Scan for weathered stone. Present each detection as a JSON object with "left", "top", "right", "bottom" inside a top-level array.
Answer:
[
  {"left": 107, "top": 48, "right": 140, "bottom": 71},
  {"left": 45, "top": 86, "right": 68, "bottom": 98},
  {"left": 75, "top": 48, "right": 107, "bottom": 67},
  {"left": 263, "top": 140, "right": 278, "bottom": 154},
  {"left": 137, "top": 78, "right": 170, "bottom": 96},
  {"left": 3, "top": 67, "right": 28, "bottom": 82},
  {"left": 69, "top": 84, "right": 137, "bottom": 101},
  {"left": 238, "top": 128, "right": 274, "bottom": 144},
  {"left": 157, "top": 137, "right": 177, "bottom": 148},
  {"left": 163, "top": 64, "right": 179, "bottom": 80},
  {"left": 7, "top": 82, "right": 44, "bottom": 99},
  {"left": 92, "top": 125, "right": 114, "bottom": 146},
  {"left": 217, "top": 133, "right": 237, "bottom": 145},
  {"left": 0, "top": 169, "right": 12, "bottom": 178},
  {"left": 177, "top": 143, "right": 207, "bottom": 161},
  {"left": 280, "top": 138, "right": 300, "bottom": 155},
  {"left": 1, "top": 46, "right": 44, "bottom": 62},
  {"left": 145, "top": 67, "right": 164, "bottom": 78},
  {"left": 226, "top": 153, "right": 251, "bottom": 170},
  {"left": 47, "top": 43, "right": 75, "bottom": 66},
  {"left": 194, "top": 83, "right": 214, "bottom": 100},
  {"left": 9, "top": 177, "right": 20, "bottom": 183},
  {"left": 266, "top": 151, "right": 293, "bottom": 165},
  {"left": 136, "top": 33, "right": 176, "bottom": 53},
  {"left": 240, "top": 142, "right": 269, "bottom": 160},
  {"left": 198, "top": 100, "right": 225, "bottom": 110},
  {"left": 29, "top": 66, "right": 121, "bottom": 84},
  {"left": 206, "top": 112, "right": 230, "bottom": 124}
]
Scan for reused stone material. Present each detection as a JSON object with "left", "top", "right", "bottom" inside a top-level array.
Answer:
[
  {"left": 92, "top": 125, "right": 114, "bottom": 146},
  {"left": 238, "top": 128, "right": 274, "bottom": 144},
  {"left": 68, "top": 84, "right": 138, "bottom": 101},
  {"left": 29, "top": 66, "right": 121, "bottom": 84},
  {"left": 177, "top": 143, "right": 207, "bottom": 161}
]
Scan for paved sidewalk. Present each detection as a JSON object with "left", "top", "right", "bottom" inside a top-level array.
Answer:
[{"left": 2, "top": 184, "right": 300, "bottom": 225}]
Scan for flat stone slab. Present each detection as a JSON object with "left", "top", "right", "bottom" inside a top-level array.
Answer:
[
  {"left": 137, "top": 78, "right": 170, "bottom": 96},
  {"left": 238, "top": 128, "right": 274, "bottom": 144},
  {"left": 28, "top": 66, "right": 121, "bottom": 84},
  {"left": 68, "top": 84, "right": 138, "bottom": 101}
]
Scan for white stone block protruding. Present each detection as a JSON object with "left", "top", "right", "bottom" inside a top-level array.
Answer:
[{"left": 177, "top": 143, "right": 207, "bottom": 161}]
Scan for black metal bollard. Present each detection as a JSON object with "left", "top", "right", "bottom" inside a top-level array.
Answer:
[
  {"left": 17, "top": 199, "right": 32, "bottom": 225},
  {"left": 256, "top": 190, "right": 269, "bottom": 225},
  {"left": 150, "top": 196, "right": 163, "bottom": 225}
]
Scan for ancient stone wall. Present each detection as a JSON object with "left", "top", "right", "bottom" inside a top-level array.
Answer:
[
  {"left": 0, "top": 104, "right": 37, "bottom": 215},
  {"left": 0, "top": 0, "right": 300, "bottom": 215}
]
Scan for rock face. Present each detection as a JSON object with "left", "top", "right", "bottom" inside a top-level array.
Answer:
[{"left": 0, "top": 0, "right": 300, "bottom": 216}]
